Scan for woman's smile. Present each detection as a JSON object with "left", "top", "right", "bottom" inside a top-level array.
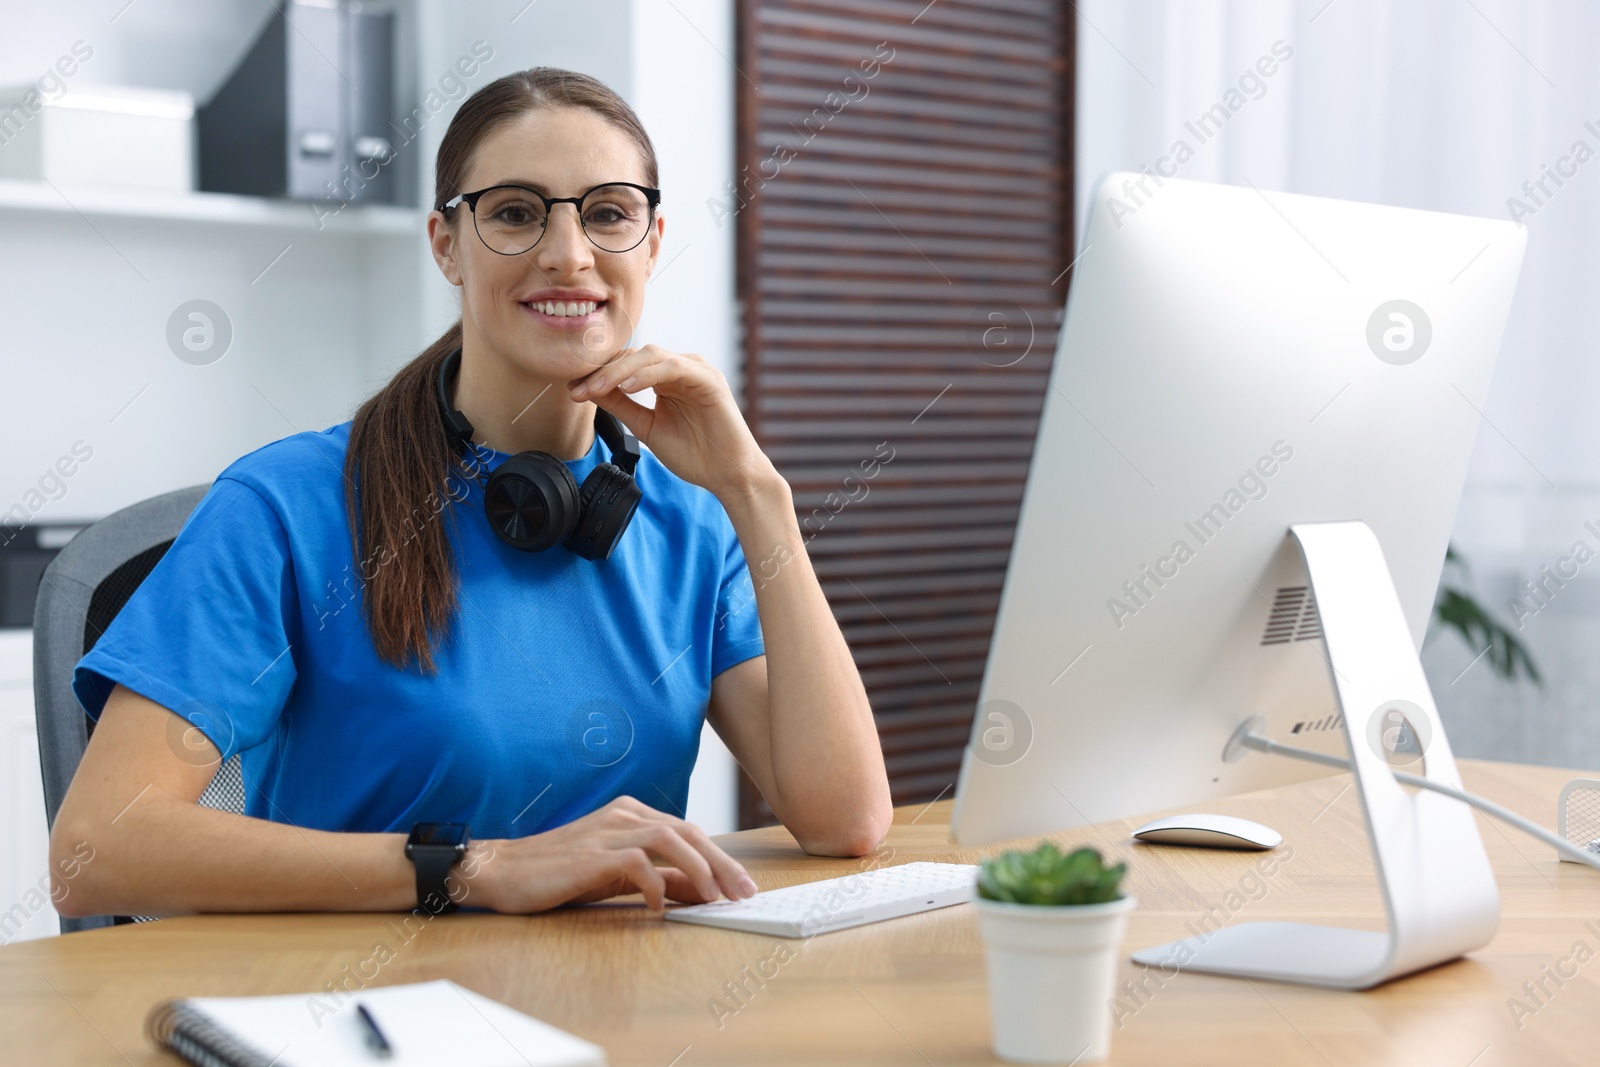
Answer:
[{"left": 518, "top": 286, "right": 609, "bottom": 330}]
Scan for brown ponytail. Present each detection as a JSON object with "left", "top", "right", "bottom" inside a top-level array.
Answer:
[{"left": 343, "top": 68, "right": 659, "bottom": 672}]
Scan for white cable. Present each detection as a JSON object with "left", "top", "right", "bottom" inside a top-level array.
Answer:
[{"left": 1238, "top": 731, "right": 1600, "bottom": 872}]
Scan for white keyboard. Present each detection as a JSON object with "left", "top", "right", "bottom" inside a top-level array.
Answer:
[{"left": 664, "top": 861, "right": 979, "bottom": 938}]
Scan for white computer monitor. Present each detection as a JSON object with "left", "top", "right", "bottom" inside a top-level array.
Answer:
[{"left": 951, "top": 171, "right": 1526, "bottom": 850}]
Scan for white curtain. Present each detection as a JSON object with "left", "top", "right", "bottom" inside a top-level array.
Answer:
[{"left": 1076, "top": 0, "right": 1600, "bottom": 765}]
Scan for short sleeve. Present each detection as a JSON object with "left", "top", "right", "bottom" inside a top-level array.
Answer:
[
  {"left": 71, "top": 477, "right": 300, "bottom": 761},
  {"left": 709, "top": 508, "right": 766, "bottom": 677}
]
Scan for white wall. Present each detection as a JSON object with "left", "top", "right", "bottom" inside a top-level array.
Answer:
[
  {"left": 1076, "top": 0, "right": 1600, "bottom": 768},
  {"left": 0, "top": 634, "right": 52, "bottom": 943}
]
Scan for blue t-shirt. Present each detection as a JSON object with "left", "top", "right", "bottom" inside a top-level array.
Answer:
[{"left": 72, "top": 422, "right": 765, "bottom": 840}]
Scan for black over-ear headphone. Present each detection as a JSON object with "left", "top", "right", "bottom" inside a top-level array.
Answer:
[{"left": 437, "top": 346, "right": 643, "bottom": 559}]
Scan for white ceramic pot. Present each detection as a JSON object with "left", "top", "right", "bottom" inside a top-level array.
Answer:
[{"left": 974, "top": 892, "right": 1136, "bottom": 1064}]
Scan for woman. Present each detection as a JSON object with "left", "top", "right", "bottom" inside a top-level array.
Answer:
[{"left": 50, "top": 68, "right": 892, "bottom": 919}]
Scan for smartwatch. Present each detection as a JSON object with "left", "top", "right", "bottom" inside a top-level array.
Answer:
[{"left": 404, "top": 822, "right": 470, "bottom": 915}]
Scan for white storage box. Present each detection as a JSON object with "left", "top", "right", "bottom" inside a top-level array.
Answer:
[{"left": 0, "top": 84, "right": 195, "bottom": 193}]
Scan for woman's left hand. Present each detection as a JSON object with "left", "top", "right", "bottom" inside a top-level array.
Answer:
[{"left": 568, "top": 345, "right": 776, "bottom": 501}]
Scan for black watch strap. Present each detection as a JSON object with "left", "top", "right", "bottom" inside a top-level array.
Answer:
[{"left": 412, "top": 847, "right": 460, "bottom": 915}]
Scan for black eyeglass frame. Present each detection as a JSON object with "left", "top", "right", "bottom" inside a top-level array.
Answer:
[{"left": 437, "top": 181, "right": 662, "bottom": 255}]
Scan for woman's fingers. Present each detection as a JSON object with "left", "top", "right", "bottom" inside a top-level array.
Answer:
[
  {"left": 612, "top": 848, "right": 668, "bottom": 912},
  {"left": 583, "top": 384, "right": 656, "bottom": 439},
  {"left": 605, "top": 823, "right": 725, "bottom": 902},
  {"left": 567, "top": 345, "right": 651, "bottom": 396},
  {"left": 660, "top": 866, "right": 720, "bottom": 904},
  {"left": 567, "top": 347, "right": 659, "bottom": 397},
  {"left": 565, "top": 867, "right": 716, "bottom": 907},
  {"left": 668, "top": 818, "right": 759, "bottom": 900},
  {"left": 602, "top": 358, "right": 699, "bottom": 399},
  {"left": 508, "top": 798, "right": 758, "bottom": 914},
  {"left": 609, "top": 800, "right": 756, "bottom": 900},
  {"left": 569, "top": 345, "right": 721, "bottom": 402},
  {"left": 565, "top": 875, "right": 631, "bottom": 905}
]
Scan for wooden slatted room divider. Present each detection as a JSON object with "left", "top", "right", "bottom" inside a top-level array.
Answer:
[{"left": 732, "top": 0, "right": 1077, "bottom": 827}]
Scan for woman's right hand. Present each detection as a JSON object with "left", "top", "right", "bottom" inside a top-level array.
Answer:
[{"left": 462, "top": 796, "right": 760, "bottom": 914}]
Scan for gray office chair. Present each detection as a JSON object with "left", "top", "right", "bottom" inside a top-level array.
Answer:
[{"left": 32, "top": 484, "right": 247, "bottom": 932}]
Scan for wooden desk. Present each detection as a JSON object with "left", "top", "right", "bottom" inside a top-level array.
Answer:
[{"left": 3, "top": 759, "right": 1597, "bottom": 1065}]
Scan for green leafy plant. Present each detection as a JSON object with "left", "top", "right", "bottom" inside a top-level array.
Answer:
[
  {"left": 1433, "top": 545, "right": 1540, "bottom": 686},
  {"left": 977, "top": 842, "right": 1126, "bottom": 906}
]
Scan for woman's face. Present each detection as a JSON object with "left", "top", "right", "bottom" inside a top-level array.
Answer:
[{"left": 430, "top": 106, "right": 661, "bottom": 381}]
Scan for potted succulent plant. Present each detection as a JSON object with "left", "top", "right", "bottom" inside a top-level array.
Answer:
[{"left": 974, "top": 842, "right": 1133, "bottom": 1064}]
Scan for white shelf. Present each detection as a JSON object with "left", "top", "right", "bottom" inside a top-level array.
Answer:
[{"left": 0, "top": 178, "right": 424, "bottom": 237}]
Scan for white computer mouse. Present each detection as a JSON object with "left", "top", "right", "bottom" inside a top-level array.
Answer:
[{"left": 1130, "top": 813, "right": 1282, "bottom": 851}]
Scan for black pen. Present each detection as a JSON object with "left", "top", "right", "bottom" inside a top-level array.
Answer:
[{"left": 355, "top": 1001, "right": 393, "bottom": 1059}]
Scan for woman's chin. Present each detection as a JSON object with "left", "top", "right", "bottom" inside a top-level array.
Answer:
[
  {"left": 481, "top": 300, "right": 628, "bottom": 369},
  {"left": 568, "top": 335, "right": 628, "bottom": 372},
  {"left": 488, "top": 339, "right": 607, "bottom": 385}
]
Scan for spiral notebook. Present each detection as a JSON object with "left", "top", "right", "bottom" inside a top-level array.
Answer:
[{"left": 145, "top": 978, "right": 607, "bottom": 1067}]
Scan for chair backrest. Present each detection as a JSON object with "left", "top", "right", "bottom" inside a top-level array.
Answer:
[{"left": 32, "top": 484, "right": 246, "bottom": 932}]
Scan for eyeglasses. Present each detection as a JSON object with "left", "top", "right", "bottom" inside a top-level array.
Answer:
[{"left": 438, "top": 181, "right": 661, "bottom": 255}]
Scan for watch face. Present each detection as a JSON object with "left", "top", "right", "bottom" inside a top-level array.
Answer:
[{"left": 407, "top": 822, "right": 469, "bottom": 850}]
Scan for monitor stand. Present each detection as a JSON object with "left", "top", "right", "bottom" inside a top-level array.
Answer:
[{"left": 1129, "top": 520, "right": 1500, "bottom": 989}]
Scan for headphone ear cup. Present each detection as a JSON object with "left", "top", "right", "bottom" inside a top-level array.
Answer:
[
  {"left": 567, "top": 464, "right": 642, "bottom": 560},
  {"left": 483, "top": 453, "right": 580, "bottom": 551}
]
